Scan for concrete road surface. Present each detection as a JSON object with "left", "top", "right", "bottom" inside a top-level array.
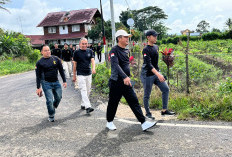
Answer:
[{"left": 0, "top": 71, "right": 232, "bottom": 157}]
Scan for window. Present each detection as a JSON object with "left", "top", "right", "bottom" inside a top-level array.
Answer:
[
  {"left": 48, "top": 27, "right": 56, "bottom": 34},
  {"left": 72, "top": 25, "right": 80, "bottom": 32},
  {"left": 85, "top": 24, "right": 92, "bottom": 32},
  {"left": 59, "top": 25, "right": 68, "bottom": 34}
]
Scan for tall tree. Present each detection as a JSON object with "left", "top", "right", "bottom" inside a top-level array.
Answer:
[
  {"left": 87, "top": 18, "right": 112, "bottom": 43},
  {"left": 133, "top": 6, "right": 168, "bottom": 31},
  {"left": 119, "top": 9, "right": 133, "bottom": 29},
  {"left": 119, "top": 6, "right": 168, "bottom": 38},
  {"left": 0, "top": 0, "right": 10, "bottom": 13},
  {"left": 225, "top": 18, "right": 232, "bottom": 30},
  {"left": 196, "top": 20, "right": 210, "bottom": 33}
]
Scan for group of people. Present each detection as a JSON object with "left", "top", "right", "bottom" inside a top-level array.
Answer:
[{"left": 35, "top": 29, "right": 174, "bottom": 131}]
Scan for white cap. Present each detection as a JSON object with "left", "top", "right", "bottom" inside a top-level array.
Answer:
[{"left": 115, "top": 29, "right": 132, "bottom": 38}]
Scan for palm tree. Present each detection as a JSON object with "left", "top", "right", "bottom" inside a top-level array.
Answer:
[
  {"left": 0, "top": 0, "right": 10, "bottom": 13},
  {"left": 225, "top": 18, "right": 232, "bottom": 30}
]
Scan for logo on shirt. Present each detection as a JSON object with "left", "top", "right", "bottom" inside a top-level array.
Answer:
[
  {"left": 144, "top": 53, "right": 147, "bottom": 57},
  {"left": 53, "top": 61, "right": 56, "bottom": 65},
  {"left": 111, "top": 53, "right": 114, "bottom": 57}
]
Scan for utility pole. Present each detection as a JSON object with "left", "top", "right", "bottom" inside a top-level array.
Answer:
[
  {"left": 110, "top": 0, "right": 116, "bottom": 46},
  {"left": 100, "top": 0, "right": 105, "bottom": 45}
]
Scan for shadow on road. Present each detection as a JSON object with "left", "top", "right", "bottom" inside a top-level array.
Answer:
[
  {"left": 16, "top": 109, "right": 84, "bottom": 135},
  {"left": 76, "top": 125, "right": 154, "bottom": 157}
]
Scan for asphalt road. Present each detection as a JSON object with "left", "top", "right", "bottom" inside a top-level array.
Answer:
[{"left": 0, "top": 68, "right": 232, "bottom": 157}]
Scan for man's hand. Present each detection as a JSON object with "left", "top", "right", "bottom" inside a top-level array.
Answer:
[
  {"left": 72, "top": 75, "right": 76, "bottom": 82},
  {"left": 123, "top": 77, "right": 132, "bottom": 86},
  {"left": 92, "top": 68, "right": 96, "bottom": 74},
  {"left": 157, "top": 73, "right": 165, "bottom": 82},
  {"left": 63, "top": 82, "right": 67, "bottom": 88},
  {"left": 36, "top": 88, "right": 43, "bottom": 97}
]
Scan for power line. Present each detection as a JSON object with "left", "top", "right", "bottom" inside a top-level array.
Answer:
[{"left": 124, "top": 0, "right": 130, "bottom": 10}]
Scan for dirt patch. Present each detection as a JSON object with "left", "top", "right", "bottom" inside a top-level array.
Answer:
[{"left": 96, "top": 101, "right": 177, "bottom": 121}]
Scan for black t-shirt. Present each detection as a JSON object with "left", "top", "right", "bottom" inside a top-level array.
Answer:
[
  {"left": 109, "top": 45, "right": 130, "bottom": 81},
  {"left": 51, "top": 48, "right": 62, "bottom": 58},
  {"left": 97, "top": 45, "right": 102, "bottom": 53},
  {"left": 35, "top": 56, "right": 66, "bottom": 89},
  {"left": 141, "top": 45, "right": 159, "bottom": 77},
  {"left": 62, "top": 49, "right": 72, "bottom": 61},
  {"left": 73, "top": 48, "right": 94, "bottom": 76}
]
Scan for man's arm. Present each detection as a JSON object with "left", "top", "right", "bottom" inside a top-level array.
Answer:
[
  {"left": 91, "top": 58, "right": 96, "bottom": 74},
  {"left": 35, "top": 62, "right": 43, "bottom": 97},
  {"left": 72, "top": 61, "right": 77, "bottom": 82},
  {"left": 57, "top": 58, "right": 67, "bottom": 87},
  {"left": 110, "top": 53, "right": 128, "bottom": 79},
  {"left": 143, "top": 48, "right": 165, "bottom": 82}
]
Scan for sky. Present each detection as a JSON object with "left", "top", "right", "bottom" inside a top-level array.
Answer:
[{"left": 0, "top": 0, "right": 231, "bottom": 35}]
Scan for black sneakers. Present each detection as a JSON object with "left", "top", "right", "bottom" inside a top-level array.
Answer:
[
  {"left": 86, "top": 107, "right": 94, "bottom": 114},
  {"left": 81, "top": 106, "right": 85, "bottom": 110},
  {"left": 146, "top": 115, "right": 155, "bottom": 120},
  {"left": 48, "top": 116, "right": 55, "bottom": 122},
  {"left": 161, "top": 110, "right": 175, "bottom": 115}
]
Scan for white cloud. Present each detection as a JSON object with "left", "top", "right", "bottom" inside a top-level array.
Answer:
[
  {"left": 0, "top": 0, "right": 61, "bottom": 35},
  {"left": 1, "top": 0, "right": 231, "bottom": 35}
]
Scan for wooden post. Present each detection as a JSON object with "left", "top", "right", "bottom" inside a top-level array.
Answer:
[{"left": 185, "top": 31, "right": 192, "bottom": 94}]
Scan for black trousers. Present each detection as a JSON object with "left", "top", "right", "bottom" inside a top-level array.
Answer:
[
  {"left": 106, "top": 79, "right": 145, "bottom": 124},
  {"left": 97, "top": 52, "right": 101, "bottom": 62}
]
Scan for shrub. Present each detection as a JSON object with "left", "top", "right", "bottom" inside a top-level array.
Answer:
[
  {"left": 27, "top": 49, "right": 41, "bottom": 63},
  {"left": 92, "top": 63, "right": 111, "bottom": 95}
]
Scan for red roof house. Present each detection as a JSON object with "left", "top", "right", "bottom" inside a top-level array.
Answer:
[
  {"left": 25, "top": 35, "right": 45, "bottom": 47},
  {"left": 37, "top": 8, "right": 101, "bottom": 45}
]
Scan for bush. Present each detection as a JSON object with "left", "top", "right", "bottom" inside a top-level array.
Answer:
[
  {"left": 27, "top": 49, "right": 41, "bottom": 63},
  {"left": 0, "top": 30, "right": 32, "bottom": 58},
  {"left": 202, "top": 32, "right": 220, "bottom": 40},
  {"left": 92, "top": 63, "right": 111, "bottom": 95}
]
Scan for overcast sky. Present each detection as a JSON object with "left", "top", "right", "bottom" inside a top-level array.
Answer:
[{"left": 0, "top": 0, "right": 231, "bottom": 35}]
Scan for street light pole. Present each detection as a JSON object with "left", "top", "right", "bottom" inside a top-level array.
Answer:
[{"left": 110, "top": 0, "right": 116, "bottom": 46}]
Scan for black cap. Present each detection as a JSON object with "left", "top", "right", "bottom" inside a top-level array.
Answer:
[{"left": 145, "top": 30, "right": 159, "bottom": 37}]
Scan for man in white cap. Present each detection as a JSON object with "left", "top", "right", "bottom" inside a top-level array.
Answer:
[{"left": 106, "top": 29, "right": 157, "bottom": 131}]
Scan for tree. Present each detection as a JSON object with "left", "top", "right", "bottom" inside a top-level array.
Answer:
[
  {"left": 211, "top": 28, "right": 221, "bottom": 33},
  {"left": 196, "top": 20, "right": 210, "bottom": 33},
  {"left": 87, "top": 18, "right": 112, "bottom": 43},
  {"left": 0, "top": 0, "right": 10, "bottom": 13},
  {"left": 119, "top": 9, "right": 133, "bottom": 29},
  {"left": 133, "top": 6, "right": 168, "bottom": 31},
  {"left": 225, "top": 18, "right": 232, "bottom": 30},
  {"left": 119, "top": 6, "right": 168, "bottom": 38}
]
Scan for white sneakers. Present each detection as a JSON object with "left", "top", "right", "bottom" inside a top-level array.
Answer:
[
  {"left": 106, "top": 121, "right": 117, "bottom": 130},
  {"left": 106, "top": 121, "right": 157, "bottom": 131},
  {"left": 141, "top": 121, "right": 157, "bottom": 131}
]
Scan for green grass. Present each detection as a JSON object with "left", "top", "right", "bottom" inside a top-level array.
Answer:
[{"left": 0, "top": 59, "right": 35, "bottom": 76}]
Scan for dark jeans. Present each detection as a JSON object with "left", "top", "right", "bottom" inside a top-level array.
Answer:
[
  {"left": 141, "top": 74, "right": 169, "bottom": 116},
  {"left": 41, "top": 80, "right": 62, "bottom": 117},
  {"left": 107, "top": 79, "right": 145, "bottom": 124},
  {"left": 97, "top": 52, "right": 101, "bottom": 62}
]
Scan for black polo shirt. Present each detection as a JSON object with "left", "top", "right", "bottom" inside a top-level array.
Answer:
[
  {"left": 141, "top": 45, "right": 159, "bottom": 77},
  {"left": 109, "top": 45, "right": 130, "bottom": 81},
  {"left": 73, "top": 48, "right": 94, "bottom": 76},
  {"left": 51, "top": 48, "right": 62, "bottom": 58},
  {"left": 62, "top": 49, "right": 72, "bottom": 61}
]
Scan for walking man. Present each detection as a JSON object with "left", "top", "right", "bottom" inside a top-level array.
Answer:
[
  {"left": 96, "top": 42, "right": 102, "bottom": 62},
  {"left": 35, "top": 45, "right": 67, "bottom": 122},
  {"left": 141, "top": 30, "right": 175, "bottom": 120},
  {"left": 62, "top": 43, "right": 72, "bottom": 78},
  {"left": 72, "top": 38, "right": 95, "bottom": 114},
  {"left": 51, "top": 43, "right": 62, "bottom": 59},
  {"left": 106, "top": 30, "right": 157, "bottom": 131}
]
